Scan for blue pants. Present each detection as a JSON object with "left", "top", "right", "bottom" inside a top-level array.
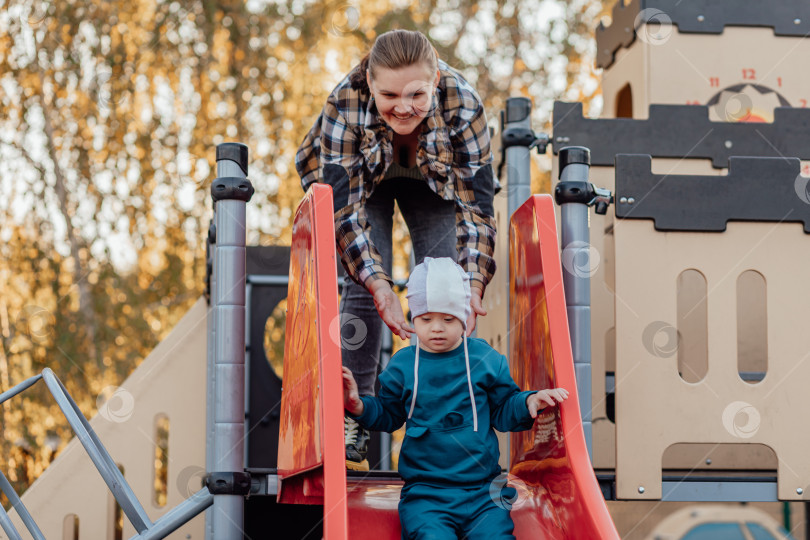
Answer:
[
  {"left": 398, "top": 483, "right": 516, "bottom": 540},
  {"left": 340, "top": 176, "right": 456, "bottom": 396}
]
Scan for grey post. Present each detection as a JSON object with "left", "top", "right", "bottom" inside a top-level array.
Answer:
[
  {"left": 554, "top": 146, "right": 611, "bottom": 462},
  {"left": 204, "top": 186, "right": 216, "bottom": 540},
  {"left": 206, "top": 142, "right": 254, "bottom": 538},
  {"left": 503, "top": 97, "right": 534, "bottom": 214},
  {"left": 500, "top": 97, "right": 550, "bottom": 309}
]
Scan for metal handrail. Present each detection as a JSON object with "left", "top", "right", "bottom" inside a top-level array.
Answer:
[{"left": 0, "top": 368, "right": 213, "bottom": 539}]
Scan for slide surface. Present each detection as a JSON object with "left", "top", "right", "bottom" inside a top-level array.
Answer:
[
  {"left": 507, "top": 195, "right": 618, "bottom": 538},
  {"left": 279, "top": 188, "right": 618, "bottom": 539}
]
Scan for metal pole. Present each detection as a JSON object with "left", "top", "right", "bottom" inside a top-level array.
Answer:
[
  {"left": 204, "top": 205, "right": 216, "bottom": 540},
  {"left": 0, "top": 470, "right": 42, "bottom": 540},
  {"left": 206, "top": 142, "right": 254, "bottom": 539},
  {"left": 503, "top": 97, "right": 534, "bottom": 215},
  {"left": 130, "top": 488, "right": 214, "bottom": 540},
  {"left": 500, "top": 97, "right": 549, "bottom": 467},
  {"left": 379, "top": 328, "right": 393, "bottom": 470},
  {"left": 554, "top": 146, "right": 607, "bottom": 463}
]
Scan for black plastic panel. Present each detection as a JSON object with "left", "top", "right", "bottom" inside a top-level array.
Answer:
[
  {"left": 244, "top": 496, "right": 322, "bottom": 539},
  {"left": 552, "top": 101, "right": 810, "bottom": 168},
  {"left": 597, "top": 0, "right": 810, "bottom": 68},
  {"left": 615, "top": 154, "right": 810, "bottom": 233},
  {"left": 246, "top": 246, "right": 291, "bottom": 469},
  {"left": 244, "top": 246, "right": 388, "bottom": 470}
]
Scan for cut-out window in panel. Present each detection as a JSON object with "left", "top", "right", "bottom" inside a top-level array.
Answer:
[
  {"left": 154, "top": 415, "right": 169, "bottom": 507},
  {"left": 264, "top": 299, "right": 286, "bottom": 379},
  {"left": 616, "top": 83, "right": 633, "bottom": 118},
  {"left": 677, "top": 270, "right": 708, "bottom": 383},
  {"left": 737, "top": 270, "right": 767, "bottom": 384},
  {"left": 663, "top": 443, "right": 777, "bottom": 470},
  {"left": 63, "top": 514, "right": 79, "bottom": 540},
  {"left": 605, "top": 326, "right": 616, "bottom": 424}
]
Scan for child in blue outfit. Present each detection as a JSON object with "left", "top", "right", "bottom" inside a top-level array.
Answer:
[{"left": 342, "top": 257, "right": 568, "bottom": 539}]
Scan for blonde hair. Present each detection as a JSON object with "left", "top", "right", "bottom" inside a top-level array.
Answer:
[{"left": 350, "top": 30, "right": 439, "bottom": 93}]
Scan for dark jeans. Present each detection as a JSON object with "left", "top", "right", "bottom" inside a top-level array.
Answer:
[{"left": 340, "top": 177, "right": 456, "bottom": 396}]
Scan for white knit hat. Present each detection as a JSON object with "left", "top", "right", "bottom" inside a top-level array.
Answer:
[
  {"left": 405, "top": 257, "right": 478, "bottom": 431},
  {"left": 406, "top": 257, "right": 471, "bottom": 328}
]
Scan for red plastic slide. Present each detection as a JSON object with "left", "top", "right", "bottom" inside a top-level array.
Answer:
[{"left": 278, "top": 186, "right": 618, "bottom": 539}]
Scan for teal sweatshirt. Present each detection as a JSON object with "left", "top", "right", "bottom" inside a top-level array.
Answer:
[{"left": 354, "top": 338, "right": 536, "bottom": 486}]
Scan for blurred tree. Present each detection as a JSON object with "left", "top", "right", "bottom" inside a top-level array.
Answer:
[{"left": 0, "top": 0, "right": 607, "bottom": 499}]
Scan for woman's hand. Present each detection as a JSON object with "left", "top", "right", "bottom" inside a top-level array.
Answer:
[
  {"left": 527, "top": 388, "right": 569, "bottom": 418},
  {"left": 465, "top": 286, "right": 487, "bottom": 336},
  {"left": 369, "top": 279, "right": 414, "bottom": 340},
  {"left": 343, "top": 367, "right": 364, "bottom": 416}
]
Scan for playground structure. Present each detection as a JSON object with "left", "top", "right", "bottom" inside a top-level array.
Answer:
[
  {"left": 274, "top": 183, "right": 618, "bottom": 538},
  {"left": 3, "top": 0, "right": 810, "bottom": 538}
]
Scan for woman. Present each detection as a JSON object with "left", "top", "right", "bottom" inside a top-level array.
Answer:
[{"left": 296, "top": 29, "right": 497, "bottom": 470}]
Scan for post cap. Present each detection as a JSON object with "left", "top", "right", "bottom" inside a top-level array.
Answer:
[
  {"left": 559, "top": 146, "right": 591, "bottom": 171},
  {"left": 216, "top": 143, "right": 249, "bottom": 175},
  {"left": 505, "top": 97, "right": 532, "bottom": 124}
]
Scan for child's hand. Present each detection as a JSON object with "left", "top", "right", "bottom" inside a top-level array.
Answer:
[
  {"left": 527, "top": 388, "right": 569, "bottom": 418},
  {"left": 342, "top": 367, "right": 364, "bottom": 416}
]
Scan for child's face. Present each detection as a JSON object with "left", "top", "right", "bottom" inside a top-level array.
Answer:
[{"left": 413, "top": 312, "right": 464, "bottom": 353}]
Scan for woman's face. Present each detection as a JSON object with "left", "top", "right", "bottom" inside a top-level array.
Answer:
[{"left": 367, "top": 62, "right": 440, "bottom": 135}]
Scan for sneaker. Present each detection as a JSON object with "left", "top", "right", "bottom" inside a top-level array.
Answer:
[{"left": 345, "top": 415, "right": 370, "bottom": 471}]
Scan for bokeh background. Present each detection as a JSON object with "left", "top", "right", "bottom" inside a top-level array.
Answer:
[{"left": 0, "top": 0, "right": 607, "bottom": 502}]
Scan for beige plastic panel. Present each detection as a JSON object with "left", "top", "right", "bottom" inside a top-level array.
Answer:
[
  {"left": 649, "top": 27, "right": 810, "bottom": 113},
  {"left": 614, "top": 221, "right": 810, "bottom": 500},
  {"left": 9, "top": 299, "right": 208, "bottom": 538},
  {"left": 601, "top": 40, "right": 649, "bottom": 119},
  {"left": 603, "top": 25, "right": 810, "bottom": 116},
  {"left": 551, "top": 159, "right": 726, "bottom": 469},
  {"left": 477, "top": 192, "right": 509, "bottom": 357},
  {"left": 476, "top": 193, "right": 511, "bottom": 468}
]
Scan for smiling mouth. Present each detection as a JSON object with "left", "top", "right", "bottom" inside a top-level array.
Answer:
[{"left": 391, "top": 112, "right": 415, "bottom": 120}]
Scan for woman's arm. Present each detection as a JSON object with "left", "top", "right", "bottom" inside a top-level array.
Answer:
[
  {"left": 448, "top": 92, "right": 497, "bottom": 333},
  {"left": 296, "top": 86, "right": 413, "bottom": 338},
  {"left": 296, "top": 89, "right": 388, "bottom": 286}
]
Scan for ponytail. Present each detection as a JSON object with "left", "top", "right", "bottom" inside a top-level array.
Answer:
[{"left": 349, "top": 53, "right": 371, "bottom": 94}]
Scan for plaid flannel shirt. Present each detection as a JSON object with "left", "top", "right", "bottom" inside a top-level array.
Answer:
[{"left": 296, "top": 60, "right": 497, "bottom": 292}]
